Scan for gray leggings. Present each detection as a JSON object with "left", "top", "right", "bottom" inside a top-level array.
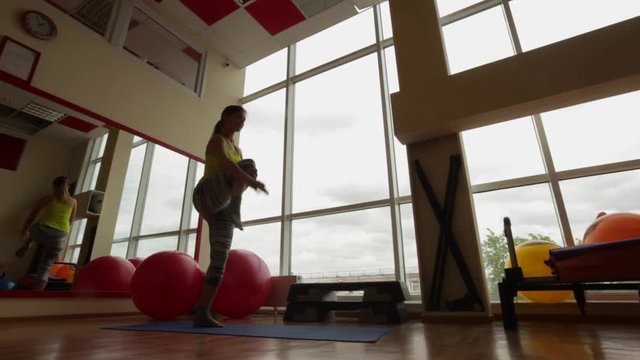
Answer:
[
  {"left": 30, "top": 224, "right": 67, "bottom": 282},
  {"left": 192, "top": 159, "right": 256, "bottom": 286}
]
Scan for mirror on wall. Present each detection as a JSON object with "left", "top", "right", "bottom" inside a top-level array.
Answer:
[{"left": 0, "top": 79, "right": 109, "bottom": 285}]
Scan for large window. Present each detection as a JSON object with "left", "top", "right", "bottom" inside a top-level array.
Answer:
[
  {"left": 463, "top": 92, "right": 640, "bottom": 301},
  {"left": 440, "top": 2, "right": 640, "bottom": 301},
  {"left": 239, "top": 3, "right": 416, "bottom": 296},
  {"left": 65, "top": 134, "right": 107, "bottom": 263},
  {"left": 112, "top": 138, "right": 200, "bottom": 259},
  {"left": 293, "top": 54, "right": 388, "bottom": 212},
  {"left": 439, "top": 0, "right": 640, "bottom": 74}
]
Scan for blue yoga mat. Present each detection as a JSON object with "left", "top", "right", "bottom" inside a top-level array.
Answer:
[{"left": 104, "top": 321, "right": 389, "bottom": 343}]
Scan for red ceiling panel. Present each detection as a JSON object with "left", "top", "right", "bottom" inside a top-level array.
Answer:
[
  {"left": 180, "top": 0, "right": 240, "bottom": 26},
  {"left": 246, "top": 0, "right": 306, "bottom": 35},
  {"left": 59, "top": 116, "right": 98, "bottom": 133}
]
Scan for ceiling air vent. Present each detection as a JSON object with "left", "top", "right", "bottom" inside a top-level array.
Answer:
[
  {"left": 48, "top": 0, "right": 114, "bottom": 35},
  {"left": 0, "top": 102, "right": 65, "bottom": 136}
]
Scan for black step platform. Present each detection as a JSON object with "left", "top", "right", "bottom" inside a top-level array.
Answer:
[{"left": 283, "top": 281, "right": 409, "bottom": 323}]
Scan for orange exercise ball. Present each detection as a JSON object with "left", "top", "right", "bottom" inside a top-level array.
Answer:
[
  {"left": 55, "top": 265, "right": 76, "bottom": 283},
  {"left": 506, "top": 240, "right": 572, "bottom": 303},
  {"left": 583, "top": 212, "right": 640, "bottom": 244},
  {"left": 48, "top": 263, "right": 64, "bottom": 277}
]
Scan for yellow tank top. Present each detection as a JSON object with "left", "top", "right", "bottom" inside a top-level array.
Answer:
[
  {"left": 38, "top": 199, "right": 73, "bottom": 233},
  {"left": 203, "top": 136, "right": 243, "bottom": 179}
]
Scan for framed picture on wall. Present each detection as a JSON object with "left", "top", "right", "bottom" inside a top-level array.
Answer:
[{"left": 0, "top": 36, "right": 40, "bottom": 83}]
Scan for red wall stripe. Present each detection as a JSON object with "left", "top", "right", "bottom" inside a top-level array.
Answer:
[
  {"left": 180, "top": 0, "right": 239, "bottom": 26},
  {"left": 245, "top": 0, "right": 306, "bottom": 35},
  {"left": 58, "top": 115, "right": 99, "bottom": 133}
]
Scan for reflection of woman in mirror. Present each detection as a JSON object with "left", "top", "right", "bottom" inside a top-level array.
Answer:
[
  {"left": 191, "top": 105, "right": 267, "bottom": 327},
  {"left": 15, "top": 176, "right": 77, "bottom": 290}
]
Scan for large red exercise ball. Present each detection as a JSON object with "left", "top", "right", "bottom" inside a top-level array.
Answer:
[
  {"left": 583, "top": 212, "right": 640, "bottom": 245},
  {"left": 127, "top": 257, "right": 145, "bottom": 268},
  {"left": 212, "top": 249, "right": 271, "bottom": 318},
  {"left": 130, "top": 251, "right": 204, "bottom": 320},
  {"left": 505, "top": 241, "right": 572, "bottom": 303},
  {"left": 73, "top": 256, "right": 135, "bottom": 293}
]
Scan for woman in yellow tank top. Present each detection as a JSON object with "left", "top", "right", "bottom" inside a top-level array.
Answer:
[
  {"left": 16, "top": 176, "right": 77, "bottom": 290},
  {"left": 192, "top": 105, "right": 267, "bottom": 327}
]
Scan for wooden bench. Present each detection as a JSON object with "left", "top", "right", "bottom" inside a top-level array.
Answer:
[{"left": 284, "top": 280, "right": 409, "bottom": 323}]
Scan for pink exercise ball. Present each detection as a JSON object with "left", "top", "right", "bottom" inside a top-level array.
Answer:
[
  {"left": 213, "top": 249, "right": 271, "bottom": 318},
  {"left": 130, "top": 251, "right": 204, "bottom": 320},
  {"left": 73, "top": 256, "right": 135, "bottom": 293}
]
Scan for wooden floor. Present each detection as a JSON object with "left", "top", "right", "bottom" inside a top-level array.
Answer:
[{"left": 1, "top": 315, "right": 639, "bottom": 360}]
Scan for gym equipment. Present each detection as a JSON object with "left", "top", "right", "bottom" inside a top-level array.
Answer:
[
  {"left": 498, "top": 217, "right": 640, "bottom": 330},
  {"left": 73, "top": 256, "right": 135, "bottom": 292},
  {"left": 212, "top": 249, "right": 271, "bottom": 318},
  {"left": 284, "top": 281, "right": 409, "bottom": 323},
  {"left": 414, "top": 156, "right": 485, "bottom": 312},
  {"left": 130, "top": 251, "right": 203, "bottom": 320}
]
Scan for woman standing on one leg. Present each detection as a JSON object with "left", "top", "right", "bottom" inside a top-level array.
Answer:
[
  {"left": 192, "top": 105, "right": 267, "bottom": 327},
  {"left": 16, "top": 176, "right": 77, "bottom": 290}
]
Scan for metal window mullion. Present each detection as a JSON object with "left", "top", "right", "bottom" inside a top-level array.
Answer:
[
  {"left": 290, "top": 199, "right": 393, "bottom": 221},
  {"left": 532, "top": 115, "right": 574, "bottom": 246},
  {"left": 501, "top": 0, "right": 523, "bottom": 54},
  {"left": 240, "top": 80, "right": 288, "bottom": 104},
  {"left": 134, "top": 229, "right": 181, "bottom": 241},
  {"left": 374, "top": 4, "right": 405, "bottom": 283},
  {"left": 471, "top": 173, "right": 551, "bottom": 193},
  {"left": 557, "top": 159, "right": 640, "bottom": 181},
  {"left": 177, "top": 159, "right": 198, "bottom": 252},
  {"left": 439, "top": 0, "right": 502, "bottom": 26},
  {"left": 127, "top": 142, "right": 154, "bottom": 258},
  {"left": 291, "top": 43, "right": 378, "bottom": 84},
  {"left": 280, "top": 44, "right": 296, "bottom": 276}
]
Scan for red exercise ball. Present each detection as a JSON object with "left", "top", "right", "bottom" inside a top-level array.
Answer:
[
  {"left": 130, "top": 251, "right": 204, "bottom": 321},
  {"left": 128, "top": 257, "right": 144, "bottom": 268},
  {"left": 583, "top": 212, "right": 640, "bottom": 244},
  {"left": 213, "top": 249, "right": 271, "bottom": 318},
  {"left": 73, "top": 256, "right": 135, "bottom": 293}
]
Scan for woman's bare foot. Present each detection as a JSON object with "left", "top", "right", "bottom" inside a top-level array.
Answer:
[{"left": 193, "top": 308, "right": 224, "bottom": 328}]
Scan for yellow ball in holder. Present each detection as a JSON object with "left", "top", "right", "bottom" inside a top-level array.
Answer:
[{"left": 505, "top": 240, "right": 573, "bottom": 303}]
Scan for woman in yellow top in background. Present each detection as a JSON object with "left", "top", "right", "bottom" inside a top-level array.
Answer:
[
  {"left": 192, "top": 105, "right": 267, "bottom": 327},
  {"left": 16, "top": 176, "right": 77, "bottom": 290}
]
